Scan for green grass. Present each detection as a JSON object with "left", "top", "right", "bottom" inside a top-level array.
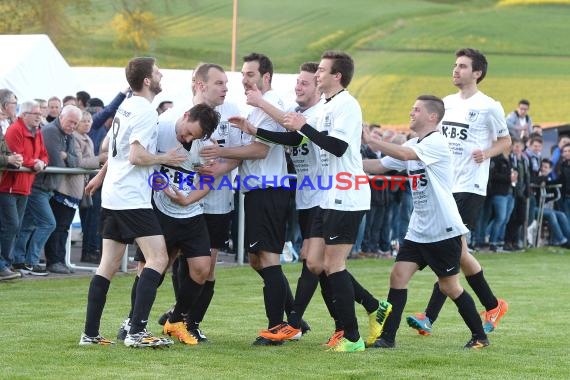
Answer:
[
  {"left": 1, "top": 248, "right": 569, "bottom": 379},
  {"left": 19, "top": 0, "right": 570, "bottom": 124}
]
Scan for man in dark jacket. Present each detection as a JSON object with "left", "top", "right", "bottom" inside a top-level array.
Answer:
[{"left": 13, "top": 105, "right": 81, "bottom": 274}]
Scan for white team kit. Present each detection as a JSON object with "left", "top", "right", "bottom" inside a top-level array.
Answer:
[
  {"left": 239, "top": 90, "right": 288, "bottom": 187},
  {"left": 439, "top": 91, "right": 509, "bottom": 196},
  {"left": 201, "top": 101, "right": 242, "bottom": 214},
  {"left": 381, "top": 132, "right": 468, "bottom": 243},
  {"left": 288, "top": 100, "right": 325, "bottom": 210},
  {"left": 152, "top": 111, "right": 204, "bottom": 219},
  {"left": 315, "top": 90, "right": 370, "bottom": 211},
  {"left": 102, "top": 96, "right": 158, "bottom": 210}
]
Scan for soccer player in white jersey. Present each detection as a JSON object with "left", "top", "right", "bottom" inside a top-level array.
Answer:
[
  {"left": 151, "top": 103, "right": 221, "bottom": 345},
  {"left": 282, "top": 51, "right": 387, "bottom": 352},
  {"left": 200, "top": 53, "right": 292, "bottom": 346},
  {"left": 79, "top": 57, "right": 187, "bottom": 348},
  {"left": 154, "top": 63, "right": 243, "bottom": 342},
  {"left": 406, "top": 48, "right": 511, "bottom": 337},
  {"left": 363, "top": 95, "right": 489, "bottom": 349},
  {"left": 234, "top": 62, "right": 391, "bottom": 347}
]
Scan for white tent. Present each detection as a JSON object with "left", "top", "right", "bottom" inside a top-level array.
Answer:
[
  {"left": 0, "top": 34, "right": 81, "bottom": 102},
  {"left": 0, "top": 34, "right": 298, "bottom": 113}
]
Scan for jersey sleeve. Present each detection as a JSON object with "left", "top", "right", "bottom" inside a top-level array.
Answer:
[
  {"left": 130, "top": 107, "right": 158, "bottom": 148},
  {"left": 380, "top": 155, "right": 406, "bottom": 172},
  {"left": 489, "top": 101, "right": 509, "bottom": 139}
]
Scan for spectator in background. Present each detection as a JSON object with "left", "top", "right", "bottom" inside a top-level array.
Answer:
[
  {"left": 0, "top": 89, "right": 18, "bottom": 134},
  {"left": 76, "top": 91, "right": 91, "bottom": 111},
  {"left": 34, "top": 98, "right": 49, "bottom": 126},
  {"left": 505, "top": 139, "right": 531, "bottom": 251},
  {"left": 525, "top": 136, "right": 543, "bottom": 224},
  {"left": 360, "top": 124, "right": 387, "bottom": 257},
  {"left": 549, "top": 134, "right": 570, "bottom": 176},
  {"left": 531, "top": 124, "right": 543, "bottom": 136},
  {"left": 0, "top": 102, "right": 27, "bottom": 280},
  {"left": 532, "top": 159, "right": 570, "bottom": 248},
  {"left": 86, "top": 97, "right": 105, "bottom": 114},
  {"left": 555, "top": 143, "right": 570, "bottom": 222},
  {"left": 55, "top": 110, "right": 106, "bottom": 265},
  {"left": 3, "top": 101, "right": 48, "bottom": 277},
  {"left": 46, "top": 96, "right": 62, "bottom": 123},
  {"left": 506, "top": 99, "right": 532, "bottom": 140},
  {"left": 156, "top": 100, "right": 173, "bottom": 115},
  {"left": 378, "top": 128, "right": 398, "bottom": 255},
  {"left": 485, "top": 146, "right": 516, "bottom": 252},
  {"left": 14, "top": 105, "right": 81, "bottom": 275},
  {"left": 392, "top": 133, "right": 413, "bottom": 250},
  {"left": 62, "top": 95, "right": 77, "bottom": 107}
]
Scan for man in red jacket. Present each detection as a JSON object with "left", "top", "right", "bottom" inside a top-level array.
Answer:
[{"left": 0, "top": 100, "right": 49, "bottom": 277}]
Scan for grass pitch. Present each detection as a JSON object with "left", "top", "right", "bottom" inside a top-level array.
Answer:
[{"left": 1, "top": 248, "right": 568, "bottom": 379}]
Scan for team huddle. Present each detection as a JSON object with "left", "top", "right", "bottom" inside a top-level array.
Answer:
[{"left": 79, "top": 47, "right": 508, "bottom": 352}]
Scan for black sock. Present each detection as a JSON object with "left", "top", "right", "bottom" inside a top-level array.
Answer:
[
  {"left": 350, "top": 271, "right": 379, "bottom": 314},
  {"left": 283, "top": 271, "right": 295, "bottom": 319},
  {"left": 320, "top": 272, "right": 341, "bottom": 331},
  {"left": 127, "top": 276, "right": 139, "bottom": 319},
  {"left": 452, "top": 290, "right": 487, "bottom": 340},
  {"left": 466, "top": 271, "right": 498, "bottom": 311},
  {"left": 328, "top": 270, "right": 359, "bottom": 342},
  {"left": 289, "top": 260, "right": 319, "bottom": 328},
  {"left": 187, "top": 280, "right": 215, "bottom": 329},
  {"left": 84, "top": 275, "right": 110, "bottom": 337},
  {"left": 260, "top": 265, "right": 287, "bottom": 328},
  {"left": 425, "top": 281, "right": 447, "bottom": 323},
  {"left": 129, "top": 267, "right": 162, "bottom": 334},
  {"left": 171, "top": 256, "right": 183, "bottom": 300},
  {"left": 380, "top": 287, "right": 407, "bottom": 344},
  {"left": 170, "top": 274, "right": 204, "bottom": 323}
]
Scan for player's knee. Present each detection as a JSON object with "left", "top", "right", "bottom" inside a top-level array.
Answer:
[{"left": 305, "top": 257, "right": 323, "bottom": 275}]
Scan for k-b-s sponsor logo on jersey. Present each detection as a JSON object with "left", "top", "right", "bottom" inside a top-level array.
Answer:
[{"left": 440, "top": 121, "right": 468, "bottom": 140}]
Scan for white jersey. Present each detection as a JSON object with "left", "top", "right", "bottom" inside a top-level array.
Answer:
[
  {"left": 152, "top": 112, "right": 204, "bottom": 219},
  {"left": 381, "top": 132, "right": 468, "bottom": 243},
  {"left": 202, "top": 101, "right": 243, "bottom": 214},
  {"left": 289, "top": 101, "right": 325, "bottom": 210},
  {"left": 315, "top": 90, "right": 370, "bottom": 211},
  {"left": 439, "top": 91, "right": 509, "bottom": 195},
  {"left": 238, "top": 90, "right": 288, "bottom": 191},
  {"left": 102, "top": 96, "right": 157, "bottom": 210}
]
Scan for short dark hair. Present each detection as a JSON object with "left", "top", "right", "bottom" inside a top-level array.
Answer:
[
  {"left": 416, "top": 94, "right": 445, "bottom": 124},
  {"left": 299, "top": 62, "right": 318, "bottom": 74},
  {"left": 243, "top": 52, "right": 273, "bottom": 84},
  {"left": 519, "top": 99, "right": 530, "bottom": 107},
  {"left": 76, "top": 91, "right": 91, "bottom": 107},
  {"left": 187, "top": 103, "right": 220, "bottom": 140},
  {"left": 321, "top": 51, "right": 354, "bottom": 88},
  {"left": 456, "top": 48, "right": 488, "bottom": 84},
  {"left": 125, "top": 57, "right": 156, "bottom": 92}
]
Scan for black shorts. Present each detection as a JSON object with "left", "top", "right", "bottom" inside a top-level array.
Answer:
[
  {"left": 204, "top": 212, "right": 232, "bottom": 249},
  {"left": 101, "top": 208, "right": 163, "bottom": 244},
  {"left": 319, "top": 209, "right": 366, "bottom": 245},
  {"left": 453, "top": 192, "right": 485, "bottom": 232},
  {"left": 134, "top": 211, "right": 210, "bottom": 261},
  {"left": 396, "top": 236, "right": 462, "bottom": 277},
  {"left": 244, "top": 187, "right": 290, "bottom": 254},
  {"left": 298, "top": 206, "right": 321, "bottom": 240}
]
